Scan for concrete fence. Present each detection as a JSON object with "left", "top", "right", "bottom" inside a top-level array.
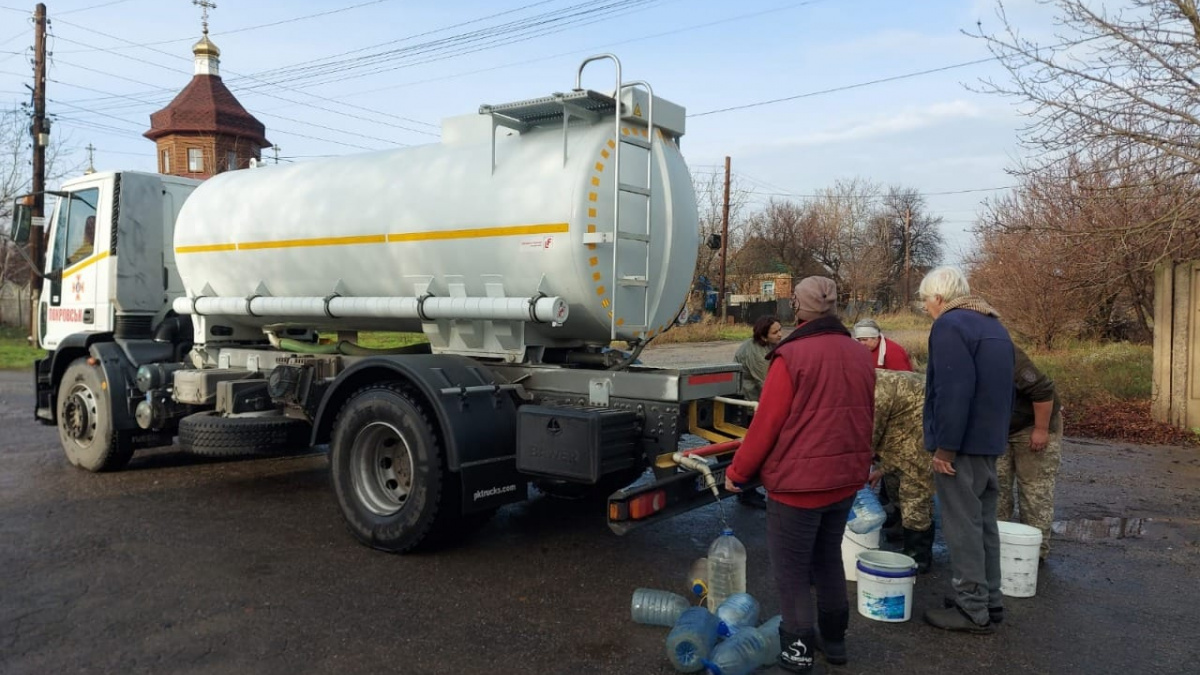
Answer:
[
  {"left": 0, "top": 284, "right": 31, "bottom": 328},
  {"left": 1152, "top": 259, "right": 1200, "bottom": 430}
]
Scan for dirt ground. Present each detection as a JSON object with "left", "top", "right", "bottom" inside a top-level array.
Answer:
[{"left": 3, "top": 346, "right": 1199, "bottom": 674}]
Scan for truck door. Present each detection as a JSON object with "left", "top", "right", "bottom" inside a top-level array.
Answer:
[{"left": 42, "top": 186, "right": 101, "bottom": 349}]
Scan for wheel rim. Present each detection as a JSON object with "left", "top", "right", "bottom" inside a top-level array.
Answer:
[
  {"left": 350, "top": 421, "right": 415, "bottom": 516},
  {"left": 62, "top": 383, "right": 98, "bottom": 448}
]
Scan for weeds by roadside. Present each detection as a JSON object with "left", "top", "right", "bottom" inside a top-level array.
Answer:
[{"left": 0, "top": 327, "right": 42, "bottom": 371}]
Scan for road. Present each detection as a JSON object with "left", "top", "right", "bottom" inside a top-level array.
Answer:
[{"left": 2, "top": 352, "right": 1198, "bottom": 674}]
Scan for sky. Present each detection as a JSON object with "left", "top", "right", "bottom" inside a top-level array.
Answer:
[{"left": 0, "top": 0, "right": 1062, "bottom": 264}]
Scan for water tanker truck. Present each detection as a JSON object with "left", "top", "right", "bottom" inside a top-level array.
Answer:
[{"left": 7, "top": 56, "right": 754, "bottom": 552}]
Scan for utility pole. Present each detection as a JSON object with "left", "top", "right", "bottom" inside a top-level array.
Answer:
[
  {"left": 29, "top": 2, "right": 48, "bottom": 333},
  {"left": 902, "top": 206, "right": 912, "bottom": 310},
  {"left": 719, "top": 155, "right": 731, "bottom": 323}
]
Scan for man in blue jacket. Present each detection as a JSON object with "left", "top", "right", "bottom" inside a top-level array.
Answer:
[{"left": 918, "top": 267, "right": 1014, "bottom": 633}]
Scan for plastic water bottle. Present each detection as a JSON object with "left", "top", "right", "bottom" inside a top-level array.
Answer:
[
  {"left": 706, "top": 529, "right": 747, "bottom": 611},
  {"left": 715, "top": 593, "right": 760, "bottom": 637},
  {"left": 687, "top": 557, "right": 709, "bottom": 601},
  {"left": 757, "top": 615, "right": 783, "bottom": 666},
  {"left": 846, "top": 486, "right": 886, "bottom": 534},
  {"left": 701, "top": 626, "right": 771, "bottom": 675},
  {"left": 630, "top": 588, "right": 690, "bottom": 627},
  {"left": 665, "top": 606, "right": 721, "bottom": 673}
]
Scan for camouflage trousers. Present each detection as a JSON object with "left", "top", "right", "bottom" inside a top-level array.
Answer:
[
  {"left": 880, "top": 469, "right": 934, "bottom": 532},
  {"left": 997, "top": 426, "right": 1062, "bottom": 559}
]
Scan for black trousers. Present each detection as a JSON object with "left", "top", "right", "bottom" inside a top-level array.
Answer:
[{"left": 766, "top": 494, "right": 854, "bottom": 635}]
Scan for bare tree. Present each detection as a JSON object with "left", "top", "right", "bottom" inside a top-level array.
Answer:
[
  {"left": 972, "top": 152, "right": 1199, "bottom": 341},
  {"left": 872, "top": 187, "right": 945, "bottom": 310},
  {"left": 972, "top": 0, "right": 1200, "bottom": 256}
]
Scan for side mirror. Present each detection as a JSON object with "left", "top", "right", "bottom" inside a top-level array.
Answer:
[
  {"left": 706, "top": 233, "right": 722, "bottom": 250},
  {"left": 9, "top": 201, "right": 32, "bottom": 244}
]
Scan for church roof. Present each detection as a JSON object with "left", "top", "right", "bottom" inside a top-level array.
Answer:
[{"left": 144, "top": 73, "right": 269, "bottom": 147}]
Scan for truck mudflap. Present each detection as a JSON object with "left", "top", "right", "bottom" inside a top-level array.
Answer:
[{"left": 606, "top": 438, "right": 757, "bottom": 535}]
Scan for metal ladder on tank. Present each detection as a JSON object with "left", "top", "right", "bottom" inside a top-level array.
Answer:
[
  {"left": 478, "top": 54, "right": 655, "bottom": 341},
  {"left": 577, "top": 54, "right": 655, "bottom": 341}
]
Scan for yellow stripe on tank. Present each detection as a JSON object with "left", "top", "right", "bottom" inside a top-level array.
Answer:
[{"left": 175, "top": 223, "right": 569, "bottom": 254}]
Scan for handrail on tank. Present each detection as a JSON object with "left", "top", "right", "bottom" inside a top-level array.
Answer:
[{"left": 576, "top": 53, "right": 622, "bottom": 95}]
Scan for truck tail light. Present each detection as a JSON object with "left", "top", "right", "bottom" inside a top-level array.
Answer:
[{"left": 627, "top": 490, "right": 666, "bottom": 520}]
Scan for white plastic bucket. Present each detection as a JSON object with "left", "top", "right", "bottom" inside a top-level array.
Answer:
[
  {"left": 998, "top": 521, "right": 1042, "bottom": 598},
  {"left": 841, "top": 528, "right": 880, "bottom": 581},
  {"left": 855, "top": 550, "right": 917, "bottom": 622}
]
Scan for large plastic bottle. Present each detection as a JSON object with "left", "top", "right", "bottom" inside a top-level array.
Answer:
[
  {"left": 631, "top": 588, "right": 691, "bottom": 627},
  {"left": 700, "top": 626, "right": 771, "bottom": 675},
  {"left": 715, "top": 593, "right": 760, "bottom": 637},
  {"left": 846, "top": 486, "right": 886, "bottom": 534},
  {"left": 706, "top": 529, "right": 747, "bottom": 611},
  {"left": 687, "top": 557, "right": 709, "bottom": 601},
  {"left": 665, "top": 606, "right": 722, "bottom": 673},
  {"left": 757, "top": 615, "right": 783, "bottom": 666}
]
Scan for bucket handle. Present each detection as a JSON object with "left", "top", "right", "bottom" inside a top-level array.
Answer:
[{"left": 856, "top": 561, "right": 917, "bottom": 579}]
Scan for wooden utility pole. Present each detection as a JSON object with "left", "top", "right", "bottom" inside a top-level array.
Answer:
[
  {"left": 902, "top": 206, "right": 912, "bottom": 309},
  {"left": 29, "top": 2, "right": 48, "bottom": 333},
  {"left": 719, "top": 155, "right": 731, "bottom": 323}
]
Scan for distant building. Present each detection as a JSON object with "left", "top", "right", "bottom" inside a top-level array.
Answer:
[{"left": 144, "top": 28, "right": 269, "bottom": 179}]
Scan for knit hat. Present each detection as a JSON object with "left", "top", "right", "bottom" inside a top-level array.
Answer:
[
  {"left": 792, "top": 276, "right": 837, "bottom": 322},
  {"left": 853, "top": 318, "right": 881, "bottom": 340}
]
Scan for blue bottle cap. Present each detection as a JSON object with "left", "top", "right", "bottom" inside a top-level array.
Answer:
[
  {"left": 700, "top": 658, "right": 723, "bottom": 675},
  {"left": 721, "top": 528, "right": 734, "bottom": 536}
]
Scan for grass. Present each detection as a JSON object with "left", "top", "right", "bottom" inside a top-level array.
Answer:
[
  {"left": 0, "top": 326, "right": 42, "bottom": 371},
  {"left": 873, "top": 311, "right": 933, "bottom": 333},
  {"left": 647, "top": 320, "right": 752, "bottom": 345},
  {"left": 1030, "top": 341, "right": 1152, "bottom": 410}
]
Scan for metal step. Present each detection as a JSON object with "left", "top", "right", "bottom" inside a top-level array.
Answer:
[
  {"left": 480, "top": 89, "right": 617, "bottom": 130},
  {"left": 619, "top": 183, "right": 650, "bottom": 197}
]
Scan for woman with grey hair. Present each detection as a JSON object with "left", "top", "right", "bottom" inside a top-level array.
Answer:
[
  {"left": 852, "top": 318, "right": 912, "bottom": 371},
  {"left": 919, "top": 266, "right": 1014, "bottom": 634}
]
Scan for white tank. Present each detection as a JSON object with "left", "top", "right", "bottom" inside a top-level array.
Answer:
[{"left": 173, "top": 104, "right": 699, "bottom": 347}]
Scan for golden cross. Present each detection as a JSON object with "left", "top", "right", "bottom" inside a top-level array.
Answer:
[{"left": 193, "top": 0, "right": 217, "bottom": 35}]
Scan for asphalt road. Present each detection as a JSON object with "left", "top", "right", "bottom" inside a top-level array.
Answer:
[{"left": 2, "top": 358, "right": 1198, "bottom": 675}]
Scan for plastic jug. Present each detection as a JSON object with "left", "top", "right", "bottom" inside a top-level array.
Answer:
[
  {"left": 757, "top": 615, "right": 783, "bottom": 665},
  {"left": 846, "top": 486, "right": 886, "bottom": 534},
  {"left": 706, "top": 529, "right": 747, "bottom": 611},
  {"left": 665, "top": 606, "right": 721, "bottom": 673},
  {"left": 630, "top": 588, "right": 690, "bottom": 627},
  {"left": 715, "top": 593, "right": 760, "bottom": 636},
  {"left": 701, "top": 626, "right": 771, "bottom": 675}
]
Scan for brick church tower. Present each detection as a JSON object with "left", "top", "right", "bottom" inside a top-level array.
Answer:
[{"left": 144, "top": 23, "right": 269, "bottom": 179}]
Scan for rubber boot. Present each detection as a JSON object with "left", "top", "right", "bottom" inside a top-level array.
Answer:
[
  {"left": 778, "top": 627, "right": 816, "bottom": 673},
  {"left": 902, "top": 527, "right": 934, "bottom": 574},
  {"left": 882, "top": 508, "right": 903, "bottom": 542},
  {"left": 817, "top": 608, "right": 849, "bottom": 665}
]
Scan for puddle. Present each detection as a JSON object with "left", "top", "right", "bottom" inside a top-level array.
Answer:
[{"left": 1051, "top": 517, "right": 1148, "bottom": 542}]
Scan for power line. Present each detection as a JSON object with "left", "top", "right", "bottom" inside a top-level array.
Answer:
[
  {"left": 283, "top": 0, "right": 818, "bottom": 110},
  {"left": 691, "top": 35, "right": 1103, "bottom": 117},
  {"left": 54, "top": 0, "right": 402, "bottom": 53}
]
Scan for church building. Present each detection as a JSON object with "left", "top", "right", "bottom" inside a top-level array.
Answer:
[{"left": 144, "top": 17, "right": 269, "bottom": 179}]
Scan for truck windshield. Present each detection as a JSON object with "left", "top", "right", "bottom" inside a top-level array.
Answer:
[{"left": 50, "top": 188, "right": 99, "bottom": 270}]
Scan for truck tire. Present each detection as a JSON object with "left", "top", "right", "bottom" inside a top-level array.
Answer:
[
  {"left": 57, "top": 358, "right": 134, "bottom": 472},
  {"left": 178, "top": 411, "right": 310, "bottom": 457},
  {"left": 329, "top": 383, "right": 459, "bottom": 553}
]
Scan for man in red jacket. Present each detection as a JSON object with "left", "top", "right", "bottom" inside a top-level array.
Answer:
[{"left": 725, "top": 276, "right": 875, "bottom": 674}]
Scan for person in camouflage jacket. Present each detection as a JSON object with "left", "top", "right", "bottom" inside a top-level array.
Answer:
[
  {"left": 998, "top": 345, "right": 1062, "bottom": 561},
  {"left": 871, "top": 369, "right": 936, "bottom": 572}
]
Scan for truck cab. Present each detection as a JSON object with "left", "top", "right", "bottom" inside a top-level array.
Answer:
[{"left": 36, "top": 171, "right": 199, "bottom": 350}]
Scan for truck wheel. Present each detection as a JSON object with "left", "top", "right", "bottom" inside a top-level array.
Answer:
[
  {"left": 178, "top": 411, "right": 310, "bottom": 457},
  {"left": 57, "top": 358, "right": 134, "bottom": 472},
  {"left": 329, "top": 384, "right": 457, "bottom": 553}
]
